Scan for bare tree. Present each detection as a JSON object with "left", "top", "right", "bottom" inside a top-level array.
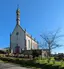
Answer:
[{"left": 40, "top": 29, "right": 64, "bottom": 57}]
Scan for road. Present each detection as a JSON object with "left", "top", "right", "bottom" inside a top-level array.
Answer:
[{"left": 0, "top": 61, "right": 32, "bottom": 69}]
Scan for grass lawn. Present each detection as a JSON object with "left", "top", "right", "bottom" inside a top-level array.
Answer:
[{"left": 0, "top": 56, "right": 64, "bottom": 69}]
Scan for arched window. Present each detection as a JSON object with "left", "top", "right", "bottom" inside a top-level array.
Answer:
[{"left": 28, "top": 40, "right": 30, "bottom": 48}]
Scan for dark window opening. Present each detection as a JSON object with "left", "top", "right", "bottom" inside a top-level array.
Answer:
[{"left": 16, "top": 32, "right": 19, "bottom": 35}]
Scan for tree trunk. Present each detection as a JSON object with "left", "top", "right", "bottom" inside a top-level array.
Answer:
[{"left": 49, "top": 45, "right": 51, "bottom": 57}]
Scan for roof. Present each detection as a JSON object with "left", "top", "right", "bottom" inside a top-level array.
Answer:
[{"left": 39, "top": 49, "right": 49, "bottom": 52}]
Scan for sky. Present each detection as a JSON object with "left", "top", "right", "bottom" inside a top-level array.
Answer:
[{"left": 0, "top": 0, "right": 64, "bottom": 53}]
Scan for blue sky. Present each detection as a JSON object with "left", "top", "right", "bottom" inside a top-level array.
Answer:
[{"left": 0, "top": 0, "right": 64, "bottom": 53}]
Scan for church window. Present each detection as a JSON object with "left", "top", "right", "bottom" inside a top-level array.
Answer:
[
  {"left": 28, "top": 40, "right": 30, "bottom": 48},
  {"left": 16, "top": 32, "right": 19, "bottom": 35},
  {"left": 32, "top": 43, "right": 35, "bottom": 49}
]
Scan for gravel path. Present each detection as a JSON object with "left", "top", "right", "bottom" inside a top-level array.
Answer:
[{"left": 0, "top": 61, "right": 32, "bottom": 69}]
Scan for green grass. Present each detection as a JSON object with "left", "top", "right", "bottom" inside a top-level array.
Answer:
[
  {"left": 0, "top": 56, "right": 64, "bottom": 69},
  {"left": 35, "top": 57, "right": 64, "bottom": 69}
]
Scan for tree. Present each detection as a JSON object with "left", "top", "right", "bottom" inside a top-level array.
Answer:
[{"left": 40, "top": 29, "right": 64, "bottom": 57}]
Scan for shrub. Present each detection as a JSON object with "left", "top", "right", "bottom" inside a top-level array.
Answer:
[{"left": 32, "top": 50, "right": 41, "bottom": 59}]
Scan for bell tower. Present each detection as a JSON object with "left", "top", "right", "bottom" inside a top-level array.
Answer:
[{"left": 16, "top": 6, "right": 20, "bottom": 25}]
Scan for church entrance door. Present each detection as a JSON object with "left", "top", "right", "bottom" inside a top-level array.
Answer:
[{"left": 15, "top": 46, "right": 20, "bottom": 54}]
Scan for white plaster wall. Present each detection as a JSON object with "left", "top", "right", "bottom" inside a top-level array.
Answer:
[
  {"left": 26, "top": 34, "right": 38, "bottom": 50},
  {"left": 26, "top": 35, "right": 31, "bottom": 50},
  {"left": 32, "top": 40, "right": 38, "bottom": 49},
  {"left": 10, "top": 25, "right": 25, "bottom": 53}
]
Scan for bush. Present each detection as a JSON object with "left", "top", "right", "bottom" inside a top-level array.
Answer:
[{"left": 32, "top": 50, "right": 41, "bottom": 59}]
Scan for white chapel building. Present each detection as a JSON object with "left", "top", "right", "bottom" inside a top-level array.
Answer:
[{"left": 10, "top": 8, "right": 38, "bottom": 54}]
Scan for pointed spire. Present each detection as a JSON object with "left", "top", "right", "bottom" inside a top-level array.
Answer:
[{"left": 16, "top": 5, "right": 20, "bottom": 25}]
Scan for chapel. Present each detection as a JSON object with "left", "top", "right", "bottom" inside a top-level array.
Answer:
[{"left": 10, "top": 8, "right": 38, "bottom": 53}]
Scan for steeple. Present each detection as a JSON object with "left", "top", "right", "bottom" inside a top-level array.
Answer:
[{"left": 16, "top": 5, "right": 20, "bottom": 25}]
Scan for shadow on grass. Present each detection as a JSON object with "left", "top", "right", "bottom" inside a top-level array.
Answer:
[
  {"left": 0, "top": 57, "right": 63, "bottom": 69},
  {"left": 18, "top": 60, "right": 60, "bottom": 69}
]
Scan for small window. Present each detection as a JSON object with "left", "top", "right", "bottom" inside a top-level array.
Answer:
[{"left": 16, "top": 32, "right": 19, "bottom": 35}]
